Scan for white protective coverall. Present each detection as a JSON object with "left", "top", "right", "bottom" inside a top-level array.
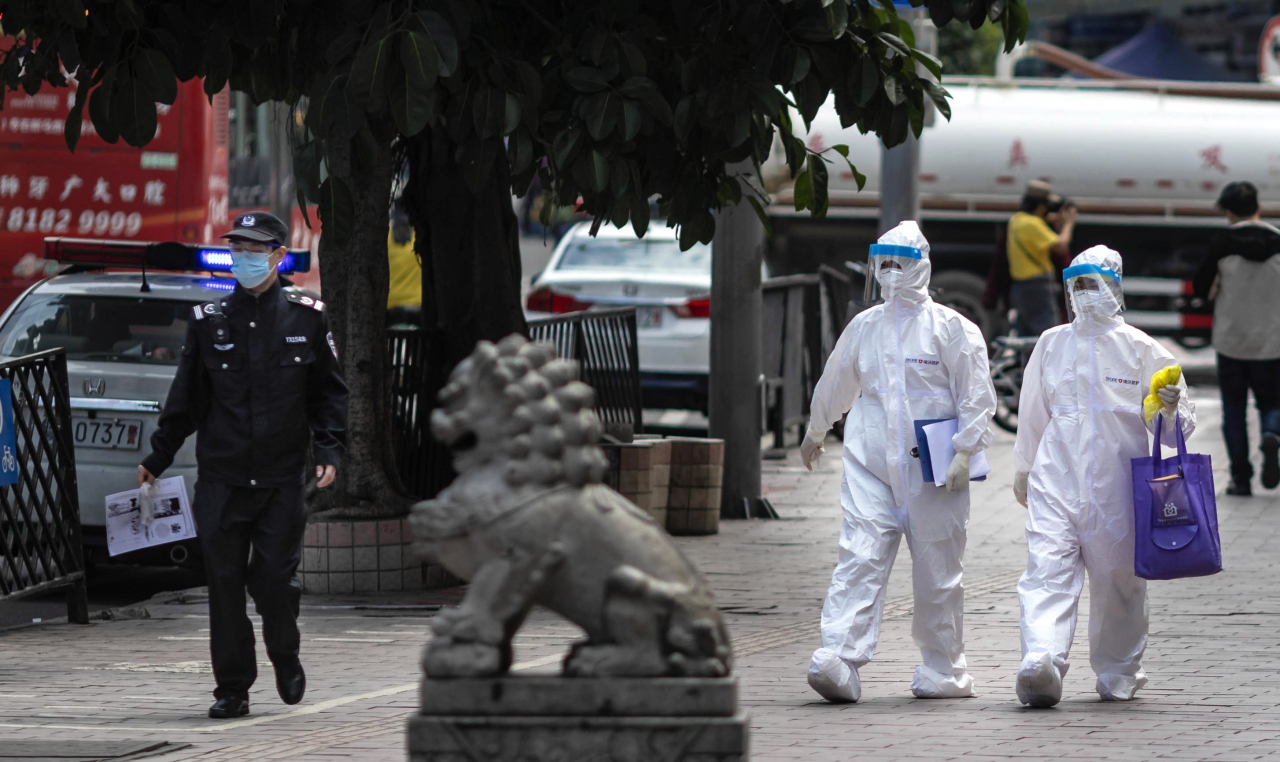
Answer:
[
  {"left": 1014, "top": 245, "right": 1195, "bottom": 707},
  {"left": 805, "top": 222, "right": 996, "bottom": 701}
]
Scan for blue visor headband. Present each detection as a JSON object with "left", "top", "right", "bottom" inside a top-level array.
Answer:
[
  {"left": 869, "top": 244, "right": 923, "bottom": 259},
  {"left": 1062, "top": 263, "right": 1120, "bottom": 283}
]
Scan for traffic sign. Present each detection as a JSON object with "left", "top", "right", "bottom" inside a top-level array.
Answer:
[{"left": 0, "top": 378, "right": 18, "bottom": 487}]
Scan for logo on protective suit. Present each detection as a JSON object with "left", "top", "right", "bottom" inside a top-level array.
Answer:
[
  {"left": 1105, "top": 376, "right": 1139, "bottom": 386},
  {"left": 905, "top": 357, "right": 940, "bottom": 366},
  {"left": 240, "top": 214, "right": 256, "bottom": 227},
  {"left": 1163, "top": 502, "right": 1179, "bottom": 518}
]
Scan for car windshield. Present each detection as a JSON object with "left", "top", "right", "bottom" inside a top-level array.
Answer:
[
  {"left": 0, "top": 294, "right": 193, "bottom": 366},
  {"left": 556, "top": 236, "right": 711, "bottom": 274}
]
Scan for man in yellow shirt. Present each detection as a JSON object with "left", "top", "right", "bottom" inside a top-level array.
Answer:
[
  {"left": 387, "top": 206, "right": 422, "bottom": 328},
  {"left": 1007, "top": 181, "right": 1076, "bottom": 336}
]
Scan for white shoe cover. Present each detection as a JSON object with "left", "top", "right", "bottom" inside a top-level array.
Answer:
[
  {"left": 807, "top": 648, "right": 860, "bottom": 703},
  {"left": 1096, "top": 671, "right": 1147, "bottom": 701},
  {"left": 1015, "top": 652, "right": 1063, "bottom": 708},
  {"left": 911, "top": 665, "right": 976, "bottom": 698}
]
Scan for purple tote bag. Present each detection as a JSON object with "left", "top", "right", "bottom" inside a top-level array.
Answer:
[{"left": 1131, "top": 413, "right": 1222, "bottom": 581}]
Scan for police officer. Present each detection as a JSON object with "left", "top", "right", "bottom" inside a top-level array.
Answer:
[{"left": 137, "top": 212, "right": 348, "bottom": 719}]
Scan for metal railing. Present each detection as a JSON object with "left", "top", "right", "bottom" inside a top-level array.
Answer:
[
  {"left": 0, "top": 349, "right": 88, "bottom": 623},
  {"left": 386, "top": 308, "right": 643, "bottom": 499},
  {"left": 528, "top": 307, "right": 643, "bottom": 437},
  {"left": 387, "top": 328, "right": 436, "bottom": 500}
]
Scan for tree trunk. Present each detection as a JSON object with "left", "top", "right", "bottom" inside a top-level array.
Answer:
[
  {"left": 403, "top": 129, "right": 528, "bottom": 498},
  {"left": 308, "top": 137, "right": 413, "bottom": 518}
]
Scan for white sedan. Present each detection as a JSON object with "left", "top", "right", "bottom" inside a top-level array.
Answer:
[{"left": 525, "top": 222, "right": 711, "bottom": 412}]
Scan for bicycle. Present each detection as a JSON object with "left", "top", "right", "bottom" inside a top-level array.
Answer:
[{"left": 989, "top": 334, "right": 1040, "bottom": 433}]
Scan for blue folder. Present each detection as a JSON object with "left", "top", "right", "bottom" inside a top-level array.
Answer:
[{"left": 914, "top": 418, "right": 986, "bottom": 484}]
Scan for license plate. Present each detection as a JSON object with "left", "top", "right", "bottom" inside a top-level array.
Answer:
[
  {"left": 73, "top": 417, "right": 144, "bottom": 450},
  {"left": 638, "top": 307, "right": 663, "bottom": 328}
]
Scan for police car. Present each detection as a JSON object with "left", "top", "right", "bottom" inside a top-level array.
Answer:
[{"left": 0, "top": 237, "right": 315, "bottom": 566}]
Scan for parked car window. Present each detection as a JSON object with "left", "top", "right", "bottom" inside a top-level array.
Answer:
[
  {"left": 0, "top": 295, "right": 192, "bottom": 365},
  {"left": 557, "top": 237, "right": 712, "bottom": 274}
]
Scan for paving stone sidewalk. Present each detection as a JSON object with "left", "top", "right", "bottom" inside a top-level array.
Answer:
[{"left": 3, "top": 392, "right": 1279, "bottom": 761}]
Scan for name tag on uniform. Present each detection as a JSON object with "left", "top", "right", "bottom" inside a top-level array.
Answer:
[{"left": 286, "top": 336, "right": 307, "bottom": 343}]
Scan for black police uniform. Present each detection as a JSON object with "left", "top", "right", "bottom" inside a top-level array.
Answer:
[{"left": 142, "top": 276, "right": 348, "bottom": 703}]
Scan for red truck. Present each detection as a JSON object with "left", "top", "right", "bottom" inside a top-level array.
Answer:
[{"left": 1, "top": 76, "right": 320, "bottom": 307}]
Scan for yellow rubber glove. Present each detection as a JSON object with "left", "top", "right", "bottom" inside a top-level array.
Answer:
[{"left": 1143, "top": 365, "right": 1182, "bottom": 425}]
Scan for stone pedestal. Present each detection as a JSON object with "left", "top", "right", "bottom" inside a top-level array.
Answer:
[
  {"left": 408, "top": 676, "right": 748, "bottom": 761},
  {"left": 299, "top": 516, "right": 462, "bottom": 593}
]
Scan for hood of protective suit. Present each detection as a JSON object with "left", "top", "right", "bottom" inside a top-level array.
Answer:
[
  {"left": 873, "top": 221, "right": 931, "bottom": 306},
  {"left": 1066, "top": 245, "right": 1124, "bottom": 325}
]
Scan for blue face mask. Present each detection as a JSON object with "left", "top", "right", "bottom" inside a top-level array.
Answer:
[{"left": 230, "top": 250, "right": 277, "bottom": 289}]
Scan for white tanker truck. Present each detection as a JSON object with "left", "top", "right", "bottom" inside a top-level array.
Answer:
[{"left": 762, "top": 77, "right": 1280, "bottom": 344}]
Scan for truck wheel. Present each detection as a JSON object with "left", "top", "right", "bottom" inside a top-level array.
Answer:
[{"left": 930, "top": 271, "right": 1000, "bottom": 341}]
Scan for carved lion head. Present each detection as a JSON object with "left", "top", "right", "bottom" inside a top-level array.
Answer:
[{"left": 431, "top": 334, "right": 610, "bottom": 488}]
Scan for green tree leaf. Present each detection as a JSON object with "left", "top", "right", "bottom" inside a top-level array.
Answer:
[
  {"left": 553, "top": 126, "right": 583, "bottom": 169},
  {"left": 472, "top": 84, "right": 504, "bottom": 138},
  {"left": 88, "top": 77, "right": 119, "bottom": 144},
  {"left": 63, "top": 81, "right": 90, "bottom": 153},
  {"left": 857, "top": 63, "right": 878, "bottom": 106},
  {"left": 809, "top": 157, "right": 829, "bottom": 218},
  {"left": 912, "top": 48, "right": 943, "bottom": 80},
  {"left": 923, "top": 80, "right": 952, "bottom": 120},
  {"left": 877, "top": 31, "right": 912, "bottom": 58},
  {"left": 400, "top": 31, "right": 440, "bottom": 89},
  {"left": 793, "top": 168, "right": 812, "bottom": 212},
  {"left": 111, "top": 70, "right": 158, "bottom": 148},
  {"left": 348, "top": 36, "right": 392, "bottom": 111},
  {"left": 621, "top": 100, "right": 642, "bottom": 141},
  {"left": 565, "top": 66, "right": 609, "bottom": 93},
  {"left": 746, "top": 195, "right": 774, "bottom": 237},
  {"left": 585, "top": 91, "right": 619, "bottom": 140},
  {"left": 631, "top": 193, "right": 651, "bottom": 238},
  {"left": 317, "top": 176, "right": 355, "bottom": 248},
  {"left": 590, "top": 149, "right": 610, "bottom": 192},
  {"left": 503, "top": 92, "right": 522, "bottom": 136},
  {"left": 389, "top": 69, "right": 433, "bottom": 136},
  {"left": 412, "top": 11, "right": 458, "bottom": 76},
  {"left": 133, "top": 48, "right": 178, "bottom": 105}
]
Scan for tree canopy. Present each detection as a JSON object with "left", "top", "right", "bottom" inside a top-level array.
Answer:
[{"left": 1, "top": 0, "right": 1027, "bottom": 249}]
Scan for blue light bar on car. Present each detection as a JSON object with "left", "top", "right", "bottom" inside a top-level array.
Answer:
[
  {"left": 196, "top": 248, "right": 306, "bottom": 274},
  {"left": 42, "top": 237, "right": 312, "bottom": 274}
]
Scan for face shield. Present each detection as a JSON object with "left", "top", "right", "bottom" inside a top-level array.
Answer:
[
  {"left": 863, "top": 243, "right": 925, "bottom": 304},
  {"left": 1063, "top": 263, "right": 1124, "bottom": 321}
]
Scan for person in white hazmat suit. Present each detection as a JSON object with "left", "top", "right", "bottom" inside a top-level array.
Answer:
[
  {"left": 1013, "top": 245, "right": 1195, "bottom": 708},
  {"left": 800, "top": 221, "right": 997, "bottom": 702}
]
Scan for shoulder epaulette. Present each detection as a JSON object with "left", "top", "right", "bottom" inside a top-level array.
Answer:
[
  {"left": 285, "top": 292, "right": 325, "bottom": 312},
  {"left": 191, "top": 301, "right": 225, "bottom": 321}
]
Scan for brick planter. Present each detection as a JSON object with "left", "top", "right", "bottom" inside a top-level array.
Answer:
[
  {"left": 299, "top": 516, "right": 460, "bottom": 593},
  {"left": 601, "top": 440, "right": 670, "bottom": 527},
  {"left": 665, "top": 438, "right": 724, "bottom": 536}
]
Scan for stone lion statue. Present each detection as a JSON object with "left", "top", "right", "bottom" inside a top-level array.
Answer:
[{"left": 410, "top": 335, "right": 732, "bottom": 679}]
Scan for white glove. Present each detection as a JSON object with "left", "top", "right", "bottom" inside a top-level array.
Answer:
[
  {"left": 1157, "top": 385, "right": 1180, "bottom": 412},
  {"left": 801, "top": 426, "right": 826, "bottom": 473},
  {"left": 139, "top": 481, "right": 157, "bottom": 528},
  {"left": 1013, "top": 471, "right": 1029, "bottom": 508},
  {"left": 944, "top": 450, "right": 972, "bottom": 492}
]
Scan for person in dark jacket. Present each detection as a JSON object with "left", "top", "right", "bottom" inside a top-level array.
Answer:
[
  {"left": 1192, "top": 182, "right": 1280, "bottom": 496},
  {"left": 138, "top": 212, "right": 349, "bottom": 718}
]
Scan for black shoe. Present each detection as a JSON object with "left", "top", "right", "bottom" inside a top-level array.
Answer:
[
  {"left": 276, "top": 660, "right": 306, "bottom": 705},
  {"left": 1226, "top": 479, "right": 1252, "bottom": 497},
  {"left": 1262, "top": 434, "right": 1280, "bottom": 490},
  {"left": 208, "top": 697, "right": 249, "bottom": 719}
]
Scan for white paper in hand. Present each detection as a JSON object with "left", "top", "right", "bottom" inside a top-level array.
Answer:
[
  {"left": 105, "top": 476, "right": 196, "bottom": 557},
  {"left": 138, "top": 481, "right": 157, "bottom": 528},
  {"left": 921, "top": 419, "right": 991, "bottom": 488}
]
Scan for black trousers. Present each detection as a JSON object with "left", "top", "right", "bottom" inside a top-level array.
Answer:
[
  {"left": 1217, "top": 353, "right": 1280, "bottom": 483},
  {"left": 193, "top": 480, "right": 306, "bottom": 700}
]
